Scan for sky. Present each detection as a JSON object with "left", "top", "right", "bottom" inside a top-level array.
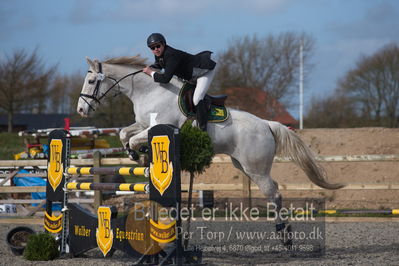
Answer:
[{"left": 1, "top": 0, "right": 399, "bottom": 119}]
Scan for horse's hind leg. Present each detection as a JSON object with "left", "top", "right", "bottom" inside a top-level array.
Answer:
[
  {"left": 251, "top": 173, "right": 292, "bottom": 246},
  {"left": 231, "top": 157, "right": 292, "bottom": 246}
]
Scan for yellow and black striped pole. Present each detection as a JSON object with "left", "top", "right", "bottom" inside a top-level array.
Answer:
[
  {"left": 65, "top": 166, "right": 148, "bottom": 177},
  {"left": 65, "top": 182, "right": 148, "bottom": 193},
  {"left": 294, "top": 209, "right": 399, "bottom": 215}
]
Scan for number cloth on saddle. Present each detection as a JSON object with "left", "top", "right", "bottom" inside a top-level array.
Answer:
[{"left": 178, "top": 82, "right": 229, "bottom": 123}]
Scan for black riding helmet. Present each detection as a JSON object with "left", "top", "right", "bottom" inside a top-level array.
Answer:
[{"left": 147, "top": 33, "right": 166, "bottom": 47}]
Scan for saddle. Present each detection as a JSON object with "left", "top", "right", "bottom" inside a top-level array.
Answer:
[{"left": 179, "top": 83, "right": 229, "bottom": 122}]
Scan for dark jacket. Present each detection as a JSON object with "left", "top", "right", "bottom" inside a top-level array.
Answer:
[{"left": 152, "top": 45, "right": 216, "bottom": 83}]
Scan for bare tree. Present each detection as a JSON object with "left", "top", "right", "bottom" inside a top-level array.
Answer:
[
  {"left": 49, "top": 74, "right": 70, "bottom": 114},
  {"left": 0, "top": 49, "right": 56, "bottom": 132},
  {"left": 305, "top": 94, "right": 360, "bottom": 128},
  {"left": 339, "top": 43, "right": 399, "bottom": 127},
  {"left": 213, "top": 32, "right": 314, "bottom": 109}
]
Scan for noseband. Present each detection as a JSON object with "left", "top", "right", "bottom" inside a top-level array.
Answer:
[{"left": 80, "top": 62, "right": 143, "bottom": 112}]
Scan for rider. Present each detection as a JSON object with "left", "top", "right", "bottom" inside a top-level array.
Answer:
[{"left": 143, "top": 33, "right": 216, "bottom": 131}]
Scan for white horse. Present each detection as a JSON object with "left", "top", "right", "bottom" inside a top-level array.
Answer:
[{"left": 78, "top": 56, "right": 343, "bottom": 244}]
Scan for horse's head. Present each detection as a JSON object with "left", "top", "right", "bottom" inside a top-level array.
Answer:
[
  {"left": 77, "top": 57, "right": 113, "bottom": 117},
  {"left": 78, "top": 56, "right": 147, "bottom": 117}
]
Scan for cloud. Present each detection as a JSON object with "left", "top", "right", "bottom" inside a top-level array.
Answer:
[
  {"left": 68, "top": 0, "right": 294, "bottom": 24},
  {"left": 365, "top": 0, "right": 398, "bottom": 23},
  {"left": 234, "top": 0, "right": 293, "bottom": 14},
  {"left": 0, "top": 5, "right": 9, "bottom": 25},
  {"left": 324, "top": 39, "right": 387, "bottom": 55},
  {"left": 327, "top": 1, "right": 399, "bottom": 41},
  {"left": 68, "top": 0, "right": 99, "bottom": 24},
  {"left": 320, "top": 0, "right": 399, "bottom": 79},
  {"left": 312, "top": 0, "right": 399, "bottom": 96},
  {"left": 0, "top": 3, "right": 37, "bottom": 38},
  {"left": 68, "top": 0, "right": 211, "bottom": 24},
  {"left": 321, "top": 38, "right": 388, "bottom": 72}
]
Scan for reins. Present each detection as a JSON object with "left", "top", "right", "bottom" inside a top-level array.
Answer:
[{"left": 80, "top": 62, "right": 143, "bottom": 111}]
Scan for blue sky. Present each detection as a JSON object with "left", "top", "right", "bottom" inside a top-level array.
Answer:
[{"left": 1, "top": 0, "right": 399, "bottom": 119}]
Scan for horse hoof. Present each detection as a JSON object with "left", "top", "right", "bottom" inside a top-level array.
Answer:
[
  {"left": 139, "top": 145, "right": 149, "bottom": 153},
  {"left": 284, "top": 238, "right": 293, "bottom": 247},
  {"left": 283, "top": 223, "right": 293, "bottom": 247},
  {"left": 126, "top": 149, "right": 139, "bottom": 161},
  {"left": 276, "top": 223, "right": 293, "bottom": 247}
]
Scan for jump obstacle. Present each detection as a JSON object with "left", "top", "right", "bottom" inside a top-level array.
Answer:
[{"left": 44, "top": 124, "right": 198, "bottom": 265}]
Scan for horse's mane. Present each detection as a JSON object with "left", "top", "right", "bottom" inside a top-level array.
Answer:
[
  {"left": 103, "top": 55, "right": 147, "bottom": 68},
  {"left": 102, "top": 54, "right": 183, "bottom": 89}
]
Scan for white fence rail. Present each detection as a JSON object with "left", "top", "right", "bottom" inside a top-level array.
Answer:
[
  {"left": 1, "top": 153, "right": 398, "bottom": 168},
  {"left": 0, "top": 153, "right": 398, "bottom": 217}
]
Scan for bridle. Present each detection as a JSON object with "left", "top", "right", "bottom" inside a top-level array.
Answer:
[{"left": 80, "top": 62, "right": 143, "bottom": 111}]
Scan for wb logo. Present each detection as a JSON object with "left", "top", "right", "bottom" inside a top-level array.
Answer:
[
  {"left": 153, "top": 142, "right": 168, "bottom": 173},
  {"left": 150, "top": 135, "right": 173, "bottom": 196},
  {"left": 48, "top": 139, "right": 63, "bottom": 191},
  {"left": 96, "top": 207, "right": 113, "bottom": 257},
  {"left": 50, "top": 145, "right": 61, "bottom": 172}
]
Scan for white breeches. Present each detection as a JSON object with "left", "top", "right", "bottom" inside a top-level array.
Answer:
[{"left": 193, "top": 68, "right": 216, "bottom": 106}]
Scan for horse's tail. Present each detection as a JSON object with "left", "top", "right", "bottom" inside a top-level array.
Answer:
[{"left": 267, "top": 121, "right": 345, "bottom": 190}]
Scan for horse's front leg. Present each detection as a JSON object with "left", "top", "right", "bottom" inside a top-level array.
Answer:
[
  {"left": 119, "top": 123, "right": 146, "bottom": 148},
  {"left": 119, "top": 123, "right": 147, "bottom": 161},
  {"left": 126, "top": 127, "right": 151, "bottom": 162}
]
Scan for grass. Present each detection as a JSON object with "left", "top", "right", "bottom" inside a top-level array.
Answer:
[
  {"left": 100, "top": 136, "right": 124, "bottom": 148},
  {"left": 0, "top": 133, "right": 28, "bottom": 160}
]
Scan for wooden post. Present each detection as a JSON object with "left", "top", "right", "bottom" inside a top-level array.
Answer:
[
  {"left": 93, "top": 151, "right": 102, "bottom": 209},
  {"left": 242, "top": 174, "right": 251, "bottom": 209},
  {"left": 184, "top": 172, "right": 195, "bottom": 249}
]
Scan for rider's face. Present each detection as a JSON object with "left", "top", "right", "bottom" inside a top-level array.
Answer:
[{"left": 149, "top": 43, "right": 165, "bottom": 57}]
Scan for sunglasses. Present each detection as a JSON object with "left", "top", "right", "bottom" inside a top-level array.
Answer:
[{"left": 150, "top": 44, "right": 162, "bottom": 50}]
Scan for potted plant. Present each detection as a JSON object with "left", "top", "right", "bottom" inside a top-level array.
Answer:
[{"left": 6, "top": 226, "right": 35, "bottom": 255}]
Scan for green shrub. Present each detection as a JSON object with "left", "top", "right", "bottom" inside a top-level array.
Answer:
[
  {"left": 23, "top": 232, "right": 59, "bottom": 261},
  {"left": 180, "top": 121, "right": 214, "bottom": 175}
]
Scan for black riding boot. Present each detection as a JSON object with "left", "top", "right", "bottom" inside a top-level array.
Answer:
[{"left": 196, "top": 100, "right": 208, "bottom": 131}]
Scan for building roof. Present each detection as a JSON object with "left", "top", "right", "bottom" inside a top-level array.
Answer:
[{"left": 224, "top": 87, "right": 298, "bottom": 126}]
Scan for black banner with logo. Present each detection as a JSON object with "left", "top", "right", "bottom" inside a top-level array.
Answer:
[
  {"left": 46, "top": 130, "right": 69, "bottom": 202},
  {"left": 148, "top": 124, "right": 181, "bottom": 208}
]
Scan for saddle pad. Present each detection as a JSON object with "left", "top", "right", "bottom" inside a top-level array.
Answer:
[{"left": 178, "top": 83, "right": 229, "bottom": 123}]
